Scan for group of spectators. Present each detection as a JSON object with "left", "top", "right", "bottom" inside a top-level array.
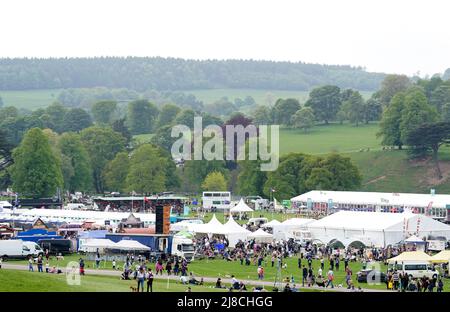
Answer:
[{"left": 386, "top": 270, "right": 444, "bottom": 292}]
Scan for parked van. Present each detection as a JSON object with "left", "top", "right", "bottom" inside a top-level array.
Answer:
[
  {"left": 38, "top": 238, "right": 73, "bottom": 255},
  {"left": 0, "top": 239, "right": 43, "bottom": 259},
  {"left": 389, "top": 262, "right": 439, "bottom": 279}
]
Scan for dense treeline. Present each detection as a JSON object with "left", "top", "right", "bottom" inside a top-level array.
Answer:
[
  {"left": 3, "top": 72, "right": 450, "bottom": 198},
  {"left": 0, "top": 57, "right": 386, "bottom": 91}
]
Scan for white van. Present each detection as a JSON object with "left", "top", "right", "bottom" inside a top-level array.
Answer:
[
  {"left": 389, "top": 262, "right": 439, "bottom": 279},
  {"left": 0, "top": 240, "right": 43, "bottom": 259}
]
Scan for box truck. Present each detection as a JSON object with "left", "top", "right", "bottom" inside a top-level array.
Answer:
[
  {"left": 0, "top": 239, "right": 43, "bottom": 259},
  {"left": 105, "top": 233, "right": 194, "bottom": 262}
]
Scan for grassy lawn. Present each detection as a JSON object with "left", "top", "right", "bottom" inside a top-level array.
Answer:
[
  {"left": 279, "top": 122, "right": 381, "bottom": 155},
  {"left": 0, "top": 89, "right": 60, "bottom": 110},
  {"left": 4, "top": 254, "right": 392, "bottom": 291},
  {"left": 188, "top": 257, "right": 391, "bottom": 291},
  {"left": 0, "top": 269, "right": 225, "bottom": 292}
]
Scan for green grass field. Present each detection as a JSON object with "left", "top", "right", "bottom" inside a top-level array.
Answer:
[
  {"left": 0, "top": 89, "right": 60, "bottom": 110},
  {"left": 11, "top": 253, "right": 447, "bottom": 292},
  {"left": 3, "top": 254, "right": 388, "bottom": 291},
  {"left": 279, "top": 122, "right": 381, "bottom": 155},
  {"left": 0, "top": 269, "right": 225, "bottom": 292},
  {"left": 0, "top": 88, "right": 372, "bottom": 110}
]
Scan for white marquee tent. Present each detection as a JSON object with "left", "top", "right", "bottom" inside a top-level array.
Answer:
[
  {"left": 248, "top": 228, "right": 274, "bottom": 243},
  {"left": 306, "top": 211, "right": 450, "bottom": 248},
  {"left": 114, "top": 239, "right": 150, "bottom": 251},
  {"left": 261, "top": 219, "right": 281, "bottom": 228},
  {"left": 230, "top": 199, "right": 254, "bottom": 213},
  {"left": 272, "top": 218, "right": 315, "bottom": 240},
  {"left": 170, "top": 219, "right": 203, "bottom": 232},
  {"left": 230, "top": 199, "right": 254, "bottom": 220},
  {"left": 191, "top": 214, "right": 229, "bottom": 235},
  {"left": 223, "top": 216, "right": 251, "bottom": 246},
  {"left": 78, "top": 239, "right": 117, "bottom": 252}
]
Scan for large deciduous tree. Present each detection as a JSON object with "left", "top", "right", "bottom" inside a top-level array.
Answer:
[
  {"left": 305, "top": 85, "right": 341, "bottom": 124},
  {"left": 45, "top": 102, "right": 68, "bottom": 133},
  {"left": 376, "top": 74, "right": 410, "bottom": 107},
  {"left": 63, "top": 108, "right": 93, "bottom": 132},
  {"left": 102, "top": 152, "right": 130, "bottom": 193},
  {"left": 363, "top": 97, "right": 382, "bottom": 123},
  {"left": 157, "top": 104, "right": 181, "bottom": 129},
  {"left": 80, "top": 126, "right": 126, "bottom": 192},
  {"left": 399, "top": 89, "right": 438, "bottom": 144},
  {"left": 201, "top": 171, "right": 227, "bottom": 191},
  {"left": 405, "top": 122, "right": 450, "bottom": 179},
  {"left": 263, "top": 153, "right": 361, "bottom": 199},
  {"left": 9, "top": 128, "right": 63, "bottom": 197},
  {"left": 252, "top": 105, "right": 273, "bottom": 125},
  {"left": 377, "top": 92, "right": 406, "bottom": 149},
  {"left": 58, "top": 132, "right": 93, "bottom": 192},
  {"left": 127, "top": 100, "right": 159, "bottom": 135},
  {"left": 272, "top": 98, "right": 301, "bottom": 126},
  {"left": 429, "top": 82, "right": 450, "bottom": 114},
  {"left": 291, "top": 107, "right": 315, "bottom": 132},
  {"left": 91, "top": 100, "right": 118, "bottom": 124},
  {"left": 344, "top": 91, "right": 365, "bottom": 126},
  {"left": 125, "top": 144, "right": 167, "bottom": 193}
]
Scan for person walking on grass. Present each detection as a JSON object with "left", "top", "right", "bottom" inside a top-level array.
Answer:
[
  {"left": 166, "top": 260, "right": 172, "bottom": 275},
  {"left": 326, "top": 269, "right": 334, "bottom": 288},
  {"left": 28, "top": 256, "right": 34, "bottom": 272},
  {"left": 0, "top": 256, "right": 3, "bottom": 269},
  {"left": 79, "top": 258, "right": 85, "bottom": 275},
  {"left": 147, "top": 268, "right": 154, "bottom": 292},
  {"left": 95, "top": 252, "right": 101, "bottom": 269},
  {"left": 437, "top": 279, "right": 444, "bottom": 292},
  {"left": 137, "top": 267, "right": 145, "bottom": 292},
  {"left": 37, "top": 255, "right": 43, "bottom": 273},
  {"left": 302, "top": 265, "right": 308, "bottom": 287}
]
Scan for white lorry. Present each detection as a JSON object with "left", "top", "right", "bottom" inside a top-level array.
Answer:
[
  {"left": 171, "top": 235, "right": 195, "bottom": 262},
  {"left": 0, "top": 240, "right": 44, "bottom": 259}
]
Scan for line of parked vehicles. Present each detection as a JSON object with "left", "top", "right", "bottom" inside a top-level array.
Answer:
[{"left": 0, "top": 238, "right": 73, "bottom": 260}]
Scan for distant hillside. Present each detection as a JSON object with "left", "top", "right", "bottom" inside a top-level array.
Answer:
[{"left": 0, "top": 57, "right": 385, "bottom": 92}]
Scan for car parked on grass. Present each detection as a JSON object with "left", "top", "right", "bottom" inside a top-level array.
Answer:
[{"left": 357, "top": 269, "right": 387, "bottom": 283}]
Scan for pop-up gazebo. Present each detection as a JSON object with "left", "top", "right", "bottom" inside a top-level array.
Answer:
[
  {"left": 387, "top": 251, "right": 432, "bottom": 264},
  {"left": 248, "top": 228, "right": 274, "bottom": 243},
  {"left": 230, "top": 199, "right": 254, "bottom": 220},
  {"left": 223, "top": 216, "right": 251, "bottom": 246}
]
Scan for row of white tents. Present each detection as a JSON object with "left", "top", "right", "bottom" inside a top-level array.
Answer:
[
  {"left": 171, "top": 214, "right": 275, "bottom": 245},
  {"left": 171, "top": 210, "right": 450, "bottom": 248}
]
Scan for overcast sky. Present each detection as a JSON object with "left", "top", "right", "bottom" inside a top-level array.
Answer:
[{"left": 1, "top": 0, "right": 449, "bottom": 76}]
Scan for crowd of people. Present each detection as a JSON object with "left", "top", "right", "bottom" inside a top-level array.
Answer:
[{"left": 8, "top": 232, "right": 448, "bottom": 293}]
